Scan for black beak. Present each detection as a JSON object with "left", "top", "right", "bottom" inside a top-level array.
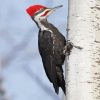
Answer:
[
  {"left": 51, "top": 5, "right": 63, "bottom": 10},
  {"left": 45, "top": 5, "right": 63, "bottom": 17}
]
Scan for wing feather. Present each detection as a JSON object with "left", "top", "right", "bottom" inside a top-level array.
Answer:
[
  {"left": 38, "top": 30, "right": 57, "bottom": 83},
  {"left": 38, "top": 30, "right": 66, "bottom": 93}
]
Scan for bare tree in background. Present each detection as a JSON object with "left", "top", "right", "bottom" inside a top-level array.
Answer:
[
  {"left": 0, "top": 60, "right": 10, "bottom": 100},
  {"left": 64, "top": 0, "right": 100, "bottom": 100}
]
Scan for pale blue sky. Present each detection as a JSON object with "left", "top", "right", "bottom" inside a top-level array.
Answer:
[{"left": 0, "top": 0, "right": 68, "bottom": 100}]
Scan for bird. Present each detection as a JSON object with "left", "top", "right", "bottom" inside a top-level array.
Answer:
[{"left": 26, "top": 4, "right": 72, "bottom": 94}]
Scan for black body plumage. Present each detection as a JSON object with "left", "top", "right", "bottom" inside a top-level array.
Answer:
[
  {"left": 38, "top": 20, "right": 66, "bottom": 94},
  {"left": 26, "top": 4, "right": 74, "bottom": 95}
]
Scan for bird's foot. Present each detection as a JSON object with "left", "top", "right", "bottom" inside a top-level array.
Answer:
[
  {"left": 63, "top": 41, "right": 73, "bottom": 56},
  {"left": 63, "top": 40, "right": 83, "bottom": 56}
]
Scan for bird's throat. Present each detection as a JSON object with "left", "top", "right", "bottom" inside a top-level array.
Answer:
[
  {"left": 37, "top": 20, "right": 48, "bottom": 31},
  {"left": 34, "top": 18, "right": 50, "bottom": 31}
]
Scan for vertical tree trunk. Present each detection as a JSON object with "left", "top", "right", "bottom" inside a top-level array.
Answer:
[{"left": 65, "top": 0, "right": 100, "bottom": 100}]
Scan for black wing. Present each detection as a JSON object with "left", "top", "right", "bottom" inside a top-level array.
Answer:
[{"left": 38, "top": 30, "right": 66, "bottom": 94}]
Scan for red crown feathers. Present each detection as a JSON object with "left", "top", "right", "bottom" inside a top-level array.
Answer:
[{"left": 26, "top": 5, "right": 47, "bottom": 17}]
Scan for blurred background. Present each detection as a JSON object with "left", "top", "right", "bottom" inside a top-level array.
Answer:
[{"left": 0, "top": 0, "right": 68, "bottom": 100}]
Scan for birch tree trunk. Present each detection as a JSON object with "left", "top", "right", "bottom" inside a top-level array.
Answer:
[{"left": 65, "top": 0, "right": 100, "bottom": 100}]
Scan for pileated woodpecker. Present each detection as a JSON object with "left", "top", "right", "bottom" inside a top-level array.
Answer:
[{"left": 26, "top": 5, "right": 73, "bottom": 94}]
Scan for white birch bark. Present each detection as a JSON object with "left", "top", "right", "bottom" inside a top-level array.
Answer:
[{"left": 65, "top": 0, "right": 100, "bottom": 100}]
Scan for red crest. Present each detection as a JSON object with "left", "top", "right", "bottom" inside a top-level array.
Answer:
[{"left": 26, "top": 5, "right": 47, "bottom": 17}]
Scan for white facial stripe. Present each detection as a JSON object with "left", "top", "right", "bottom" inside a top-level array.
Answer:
[
  {"left": 34, "top": 9, "right": 53, "bottom": 31},
  {"left": 40, "top": 9, "right": 51, "bottom": 16},
  {"left": 35, "top": 9, "right": 51, "bottom": 19}
]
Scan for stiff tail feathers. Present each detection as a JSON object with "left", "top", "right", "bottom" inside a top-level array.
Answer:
[{"left": 56, "top": 66, "right": 66, "bottom": 95}]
